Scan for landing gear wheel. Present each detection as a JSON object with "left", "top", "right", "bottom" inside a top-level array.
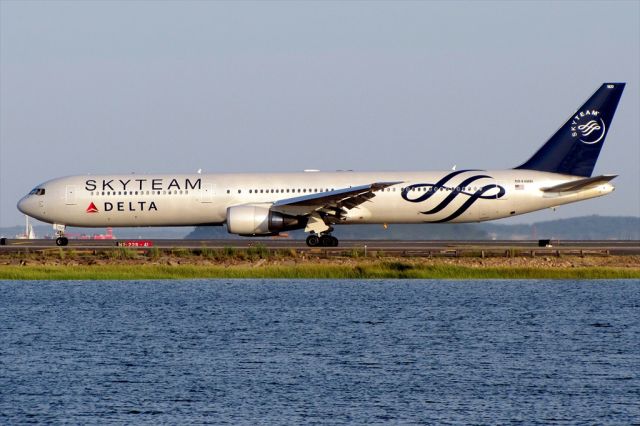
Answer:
[
  {"left": 319, "top": 235, "right": 339, "bottom": 247},
  {"left": 56, "top": 237, "right": 68, "bottom": 246},
  {"left": 306, "top": 234, "right": 320, "bottom": 247},
  {"left": 319, "top": 235, "right": 332, "bottom": 247}
]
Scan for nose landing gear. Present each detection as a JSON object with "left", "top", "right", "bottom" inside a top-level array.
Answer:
[
  {"left": 306, "top": 233, "right": 339, "bottom": 247},
  {"left": 54, "top": 224, "right": 68, "bottom": 246}
]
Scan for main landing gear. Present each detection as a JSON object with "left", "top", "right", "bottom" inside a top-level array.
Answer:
[
  {"left": 306, "top": 233, "right": 339, "bottom": 247},
  {"left": 54, "top": 224, "right": 68, "bottom": 246}
]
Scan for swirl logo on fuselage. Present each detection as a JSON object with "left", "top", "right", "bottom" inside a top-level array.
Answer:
[
  {"left": 401, "top": 170, "right": 505, "bottom": 223},
  {"left": 570, "top": 109, "right": 606, "bottom": 145}
]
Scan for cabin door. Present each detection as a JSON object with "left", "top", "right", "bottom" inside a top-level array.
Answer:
[
  {"left": 65, "top": 185, "right": 77, "bottom": 205},
  {"left": 199, "top": 183, "right": 215, "bottom": 203},
  {"left": 495, "top": 181, "right": 510, "bottom": 200}
]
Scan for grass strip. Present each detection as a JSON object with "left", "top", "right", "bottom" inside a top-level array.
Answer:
[{"left": 1, "top": 263, "right": 638, "bottom": 280}]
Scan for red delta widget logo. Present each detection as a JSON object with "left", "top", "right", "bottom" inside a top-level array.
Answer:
[{"left": 86, "top": 202, "right": 99, "bottom": 213}]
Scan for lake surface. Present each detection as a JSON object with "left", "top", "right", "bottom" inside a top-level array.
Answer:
[{"left": 1, "top": 280, "right": 639, "bottom": 424}]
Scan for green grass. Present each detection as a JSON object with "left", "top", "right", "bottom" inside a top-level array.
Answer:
[
  {"left": 0, "top": 261, "right": 638, "bottom": 280},
  {"left": 103, "top": 247, "right": 138, "bottom": 260}
]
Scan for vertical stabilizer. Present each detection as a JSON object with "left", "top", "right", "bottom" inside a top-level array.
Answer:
[{"left": 516, "top": 83, "right": 625, "bottom": 177}]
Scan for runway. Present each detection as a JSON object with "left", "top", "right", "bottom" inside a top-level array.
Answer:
[{"left": 1, "top": 238, "right": 639, "bottom": 256}]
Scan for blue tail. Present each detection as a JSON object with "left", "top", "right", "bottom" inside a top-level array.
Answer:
[{"left": 516, "top": 83, "right": 625, "bottom": 177}]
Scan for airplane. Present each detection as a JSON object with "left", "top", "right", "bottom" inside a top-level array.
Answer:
[{"left": 17, "top": 83, "right": 625, "bottom": 247}]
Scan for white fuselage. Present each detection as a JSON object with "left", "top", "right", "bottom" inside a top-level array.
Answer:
[{"left": 18, "top": 169, "right": 614, "bottom": 229}]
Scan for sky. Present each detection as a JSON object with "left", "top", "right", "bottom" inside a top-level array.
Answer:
[{"left": 1, "top": 0, "right": 638, "bottom": 227}]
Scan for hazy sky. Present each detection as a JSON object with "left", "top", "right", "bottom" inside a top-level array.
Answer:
[{"left": 1, "top": 0, "right": 638, "bottom": 227}]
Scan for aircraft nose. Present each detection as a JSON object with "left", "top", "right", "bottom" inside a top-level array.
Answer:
[{"left": 17, "top": 196, "right": 33, "bottom": 215}]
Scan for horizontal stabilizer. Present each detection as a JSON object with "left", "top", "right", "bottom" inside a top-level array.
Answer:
[{"left": 540, "top": 175, "right": 617, "bottom": 193}]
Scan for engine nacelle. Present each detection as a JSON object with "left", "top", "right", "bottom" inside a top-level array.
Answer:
[{"left": 226, "top": 205, "right": 302, "bottom": 235}]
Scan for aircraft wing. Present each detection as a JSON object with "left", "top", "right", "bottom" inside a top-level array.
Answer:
[
  {"left": 270, "top": 181, "right": 401, "bottom": 218},
  {"left": 541, "top": 175, "right": 617, "bottom": 193}
]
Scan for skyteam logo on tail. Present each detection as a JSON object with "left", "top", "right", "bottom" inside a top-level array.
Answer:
[{"left": 571, "top": 109, "right": 606, "bottom": 145}]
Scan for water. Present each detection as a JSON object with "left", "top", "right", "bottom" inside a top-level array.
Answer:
[{"left": 1, "top": 280, "right": 638, "bottom": 424}]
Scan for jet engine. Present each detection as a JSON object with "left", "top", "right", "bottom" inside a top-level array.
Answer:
[{"left": 226, "top": 205, "right": 303, "bottom": 235}]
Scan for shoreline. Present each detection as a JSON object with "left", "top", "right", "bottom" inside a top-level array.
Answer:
[{"left": 1, "top": 249, "right": 638, "bottom": 280}]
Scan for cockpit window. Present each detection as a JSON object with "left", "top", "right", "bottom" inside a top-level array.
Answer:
[{"left": 29, "top": 188, "right": 45, "bottom": 196}]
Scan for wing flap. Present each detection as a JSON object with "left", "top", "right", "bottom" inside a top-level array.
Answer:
[{"left": 271, "top": 181, "right": 401, "bottom": 216}]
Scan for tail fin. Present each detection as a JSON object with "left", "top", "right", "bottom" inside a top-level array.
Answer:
[{"left": 515, "top": 83, "right": 625, "bottom": 177}]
